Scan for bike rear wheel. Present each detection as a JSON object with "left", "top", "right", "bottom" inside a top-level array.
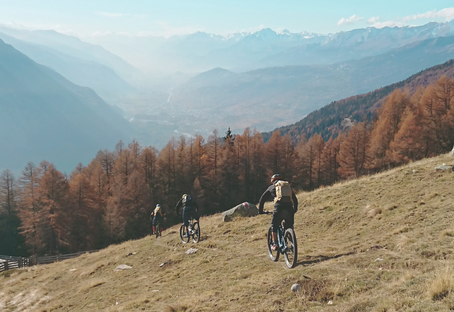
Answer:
[
  {"left": 283, "top": 228, "right": 298, "bottom": 268},
  {"left": 192, "top": 222, "right": 200, "bottom": 243},
  {"left": 267, "top": 226, "right": 279, "bottom": 261},
  {"left": 180, "top": 224, "right": 190, "bottom": 244},
  {"left": 155, "top": 222, "right": 161, "bottom": 238}
]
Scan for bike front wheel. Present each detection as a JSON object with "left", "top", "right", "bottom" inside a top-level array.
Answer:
[
  {"left": 192, "top": 222, "right": 201, "bottom": 243},
  {"left": 267, "top": 226, "right": 279, "bottom": 262},
  {"left": 180, "top": 224, "right": 190, "bottom": 244},
  {"left": 283, "top": 228, "right": 298, "bottom": 268}
]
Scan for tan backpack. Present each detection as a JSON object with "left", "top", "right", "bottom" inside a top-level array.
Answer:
[{"left": 274, "top": 180, "right": 293, "bottom": 204}]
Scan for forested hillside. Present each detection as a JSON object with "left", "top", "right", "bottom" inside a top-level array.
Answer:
[
  {"left": 2, "top": 74, "right": 454, "bottom": 257},
  {"left": 264, "top": 58, "right": 454, "bottom": 142}
]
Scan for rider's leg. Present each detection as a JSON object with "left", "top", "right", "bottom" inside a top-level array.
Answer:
[
  {"left": 152, "top": 226, "right": 156, "bottom": 234},
  {"left": 271, "top": 208, "right": 283, "bottom": 250},
  {"left": 183, "top": 208, "right": 190, "bottom": 237},
  {"left": 284, "top": 207, "right": 295, "bottom": 229},
  {"left": 272, "top": 232, "right": 278, "bottom": 243}
]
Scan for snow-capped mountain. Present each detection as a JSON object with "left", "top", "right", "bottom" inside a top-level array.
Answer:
[{"left": 99, "top": 20, "right": 454, "bottom": 73}]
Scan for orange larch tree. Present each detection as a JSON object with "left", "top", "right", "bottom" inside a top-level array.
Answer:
[
  {"left": 338, "top": 121, "right": 371, "bottom": 178},
  {"left": 369, "top": 89, "right": 409, "bottom": 170}
]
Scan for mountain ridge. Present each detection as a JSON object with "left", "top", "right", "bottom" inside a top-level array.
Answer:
[
  {"left": 0, "top": 39, "right": 134, "bottom": 173},
  {"left": 263, "top": 57, "right": 454, "bottom": 142},
  {"left": 169, "top": 35, "right": 454, "bottom": 137}
]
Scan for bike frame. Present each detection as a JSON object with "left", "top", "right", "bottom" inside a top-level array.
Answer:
[{"left": 277, "top": 225, "right": 284, "bottom": 253}]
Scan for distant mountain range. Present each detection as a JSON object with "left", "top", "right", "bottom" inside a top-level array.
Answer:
[
  {"left": 0, "top": 26, "right": 138, "bottom": 104},
  {"left": 92, "top": 20, "right": 454, "bottom": 73},
  {"left": 2, "top": 21, "right": 454, "bottom": 156},
  {"left": 0, "top": 39, "right": 134, "bottom": 173},
  {"left": 167, "top": 34, "right": 454, "bottom": 135}
]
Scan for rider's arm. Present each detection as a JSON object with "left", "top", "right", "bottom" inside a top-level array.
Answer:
[
  {"left": 175, "top": 199, "right": 183, "bottom": 216},
  {"left": 258, "top": 185, "right": 273, "bottom": 213},
  {"left": 292, "top": 191, "right": 298, "bottom": 213}
]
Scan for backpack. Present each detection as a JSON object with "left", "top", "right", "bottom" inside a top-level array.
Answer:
[{"left": 274, "top": 180, "right": 293, "bottom": 204}]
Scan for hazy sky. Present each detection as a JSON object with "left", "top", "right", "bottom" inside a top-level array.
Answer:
[{"left": 1, "top": 0, "right": 453, "bottom": 38}]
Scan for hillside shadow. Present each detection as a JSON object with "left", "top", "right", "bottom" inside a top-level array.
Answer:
[{"left": 296, "top": 251, "right": 355, "bottom": 267}]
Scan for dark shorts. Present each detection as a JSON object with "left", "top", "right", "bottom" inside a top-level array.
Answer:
[
  {"left": 152, "top": 215, "right": 163, "bottom": 226},
  {"left": 271, "top": 206, "right": 294, "bottom": 233},
  {"left": 183, "top": 206, "right": 199, "bottom": 226}
]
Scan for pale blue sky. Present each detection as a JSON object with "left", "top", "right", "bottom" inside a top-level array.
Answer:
[{"left": 0, "top": 0, "right": 453, "bottom": 37}]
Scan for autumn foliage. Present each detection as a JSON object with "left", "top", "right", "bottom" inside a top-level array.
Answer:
[{"left": 2, "top": 76, "right": 454, "bottom": 256}]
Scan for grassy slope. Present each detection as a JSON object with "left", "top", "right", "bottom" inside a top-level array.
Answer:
[{"left": 3, "top": 153, "right": 454, "bottom": 311}]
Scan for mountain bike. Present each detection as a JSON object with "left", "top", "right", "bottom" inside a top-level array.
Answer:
[
  {"left": 155, "top": 221, "right": 161, "bottom": 238},
  {"left": 267, "top": 221, "right": 298, "bottom": 268},
  {"left": 180, "top": 217, "right": 200, "bottom": 244}
]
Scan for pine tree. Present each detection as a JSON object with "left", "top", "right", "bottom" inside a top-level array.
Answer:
[
  {"left": 68, "top": 166, "right": 103, "bottom": 251},
  {"left": 369, "top": 89, "right": 409, "bottom": 170},
  {"left": 35, "top": 162, "right": 71, "bottom": 255},
  {"left": 338, "top": 122, "right": 370, "bottom": 178},
  {"left": 320, "top": 135, "right": 343, "bottom": 186},
  {"left": 265, "top": 131, "right": 283, "bottom": 176},
  {"left": 250, "top": 130, "right": 267, "bottom": 202},
  {"left": 420, "top": 76, "right": 454, "bottom": 154},
  {"left": 17, "top": 162, "right": 42, "bottom": 255},
  {"left": 309, "top": 134, "right": 325, "bottom": 187},
  {"left": 205, "top": 130, "right": 222, "bottom": 214},
  {"left": 0, "top": 170, "right": 25, "bottom": 255}
]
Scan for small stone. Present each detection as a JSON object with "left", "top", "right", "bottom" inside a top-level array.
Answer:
[
  {"left": 114, "top": 264, "right": 132, "bottom": 271},
  {"left": 186, "top": 248, "right": 198, "bottom": 254},
  {"left": 291, "top": 284, "right": 300, "bottom": 293}
]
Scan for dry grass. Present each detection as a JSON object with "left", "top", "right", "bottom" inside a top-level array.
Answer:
[
  {"left": 428, "top": 266, "right": 454, "bottom": 301},
  {"left": 2, "top": 153, "right": 454, "bottom": 311}
]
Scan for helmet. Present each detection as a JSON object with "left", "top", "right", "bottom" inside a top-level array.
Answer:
[
  {"left": 270, "top": 174, "right": 282, "bottom": 183},
  {"left": 156, "top": 204, "right": 161, "bottom": 209},
  {"left": 182, "top": 194, "right": 192, "bottom": 203},
  {"left": 154, "top": 204, "right": 161, "bottom": 214}
]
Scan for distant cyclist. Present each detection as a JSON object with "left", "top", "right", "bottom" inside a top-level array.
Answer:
[
  {"left": 259, "top": 174, "right": 298, "bottom": 251},
  {"left": 175, "top": 194, "right": 199, "bottom": 238},
  {"left": 151, "top": 204, "right": 164, "bottom": 236}
]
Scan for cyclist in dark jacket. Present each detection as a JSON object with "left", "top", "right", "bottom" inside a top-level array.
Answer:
[
  {"left": 175, "top": 194, "right": 199, "bottom": 237},
  {"left": 151, "top": 204, "right": 164, "bottom": 236},
  {"left": 259, "top": 174, "right": 298, "bottom": 251}
]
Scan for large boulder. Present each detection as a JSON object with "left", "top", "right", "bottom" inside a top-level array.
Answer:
[
  {"left": 222, "top": 202, "right": 258, "bottom": 222},
  {"left": 435, "top": 164, "right": 452, "bottom": 171}
]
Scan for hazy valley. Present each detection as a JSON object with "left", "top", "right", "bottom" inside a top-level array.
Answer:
[{"left": 1, "top": 21, "right": 454, "bottom": 173}]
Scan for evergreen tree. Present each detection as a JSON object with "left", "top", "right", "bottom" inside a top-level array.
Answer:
[{"left": 0, "top": 170, "right": 26, "bottom": 255}]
